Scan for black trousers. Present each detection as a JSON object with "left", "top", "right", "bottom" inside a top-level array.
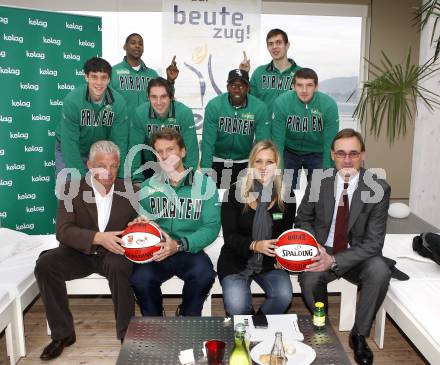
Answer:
[
  {"left": 299, "top": 255, "right": 391, "bottom": 336},
  {"left": 34, "top": 246, "right": 135, "bottom": 340}
]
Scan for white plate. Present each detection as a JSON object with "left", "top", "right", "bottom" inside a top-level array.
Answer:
[{"left": 250, "top": 340, "right": 316, "bottom": 365}]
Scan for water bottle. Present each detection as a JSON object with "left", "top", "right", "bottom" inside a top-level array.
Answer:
[
  {"left": 269, "top": 331, "right": 287, "bottom": 365},
  {"left": 229, "top": 323, "right": 251, "bottom": 365}
]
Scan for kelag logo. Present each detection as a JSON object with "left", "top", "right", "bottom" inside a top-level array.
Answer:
[
  {"left": 6, "top": 163, "right": 25, "bottom": 171},
  {"left": 16, "top": 223, "right": 34, "bottom": 231},
  {"left": 26, "top": 50, "right": 46, "bottom": 60},
  {"left": 0, "top": 17, "right": 8, "bottom": 24},
  {"left": 44, "top": 160, "right": 55, "bottom": 167},
  {"left": 0, "top": 211, "right": 7, "bottom": 219},
  {"left": 0, "top": 66, "right": 20, "bottom": 76},
  {"left": 3, "top": 33, "right": 24, "bottom": 43},
  {"left": 20, "top": 82, "right": 39, "bottom": 91},
  {"left": 24, "top": 145, "right": 44, "bottom": 152},
  {"left": 40, "top": 68, "right": 58, "bottom": 77},
  {"left": 10, "top": 131, "right": 29, "bottom": 139},
  {"left": 49, "top": 99, "right": 63, "bottom": 106},
  {"left": 11, "top": 99, "right": 30, "bottom": 107},
  {"left": 26, "top": 205, "right": 45, "bottom": 213},
  {"left": 0, "top": 179, "right": 13, "bottom": 187},
  {"left": 0, "top": 149, "right": 5, "bottom": 156},
  {"left": 32, "top": 114, "right": 50, "bottom": 122},
  {"left": 63, "top": 52, "right": 80, "bottom": 61},
  {"left": 0, "top": 115, "right": 12, "bottom": 124},
  {"left": 17, "top": 193, "right": 36, "bottom": 200},
  {"left": 31, "top": 175, "right": 50, "bottom": 182},
  {"left": 65, "top": 21, "right": 83, "bottom": 31},
  {"left": 43, "top": 36, "right": 61, "bottom": 46},
  {"left": 28, "top": 18, "right": 47, "bottom": 28},
  {"left": 78, "top": 39, "right": 95, "bottom": 48},
  {"left": 57, "top": 83, "right": 74, "bottom": 90},
  {"left": 0, "top": 51, "right": 6, "bottom": 58}
]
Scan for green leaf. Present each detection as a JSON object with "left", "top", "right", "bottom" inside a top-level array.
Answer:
[{"left": 350, "top": 49, "right": 440, "bottom": 143}]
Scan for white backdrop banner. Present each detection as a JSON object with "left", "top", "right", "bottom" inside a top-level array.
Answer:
[{"left": 162, "top": 0, "right": 261, "bottom": 132}]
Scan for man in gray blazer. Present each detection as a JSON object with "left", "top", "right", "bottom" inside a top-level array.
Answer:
[
  {"left": 295, "top": 128, "right": 391, "bottom": 365},
  {"left": 35, "top": 141, "right": 138, "bottom": 361}
]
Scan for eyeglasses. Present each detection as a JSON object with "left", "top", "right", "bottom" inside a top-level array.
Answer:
[
  {"left": 334, "top": 151, "right": 361, "bottom": 159},
  {"left": 229, "top": 83, "right": 246, "bottom": 90}
]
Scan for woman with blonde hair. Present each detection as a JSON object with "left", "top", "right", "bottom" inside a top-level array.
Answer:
[{"left": 218, "top": 140, "right": 296, "bottom": 315}]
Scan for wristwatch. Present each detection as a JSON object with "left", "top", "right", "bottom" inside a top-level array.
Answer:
[
  {"left": 330, "top": 256, "right": 338, "bottom": 273},
  {"left": 176, "top": 239, "right": 185, "bottom": 252}
]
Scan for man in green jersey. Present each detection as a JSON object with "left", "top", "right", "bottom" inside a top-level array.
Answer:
[
  {"left": 55, "top": 57, "right": 128, "bottom": 179},
  {"left": 130, "top": 128, "right": 220, "bottom": 316},
  {"left": 111, "top": 33, "right": 179, "bottom": 115},
  {"left": 239, "top": 28, "right": 301, "bottom": 106},
  {"left": 200, "top": 69, "right": 270, "bottom": 188},
  {"left": 128, "top": 77, "right": 199, "bottom": 183},
  {"left": 271, "top": 68, "right": 339, "bottom": 188}
]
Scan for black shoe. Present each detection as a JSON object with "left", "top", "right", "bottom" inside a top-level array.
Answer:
[
  {"left": 349, "top": 332, "right": 373, "bottom": 365},
  {"left": 40, "top": 333, "right": 76, "bottom": 361}
]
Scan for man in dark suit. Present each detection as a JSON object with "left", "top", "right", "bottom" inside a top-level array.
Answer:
[
  {"left": 295, "top": 129, "right": 391, "bottom": 365},
  {"left": 35, "top": 140, "right": 138, "bottom": 361}
]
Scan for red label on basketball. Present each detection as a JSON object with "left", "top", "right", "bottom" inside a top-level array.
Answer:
[
  {"left": 275, "top": 228, "right": 319, "bottom": 272},
  {"left": 121, "top": 222, "right": 162, "bottom": 264}
]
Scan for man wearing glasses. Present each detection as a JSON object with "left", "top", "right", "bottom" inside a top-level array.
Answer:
[
  {"left": 295, "top": 129, "right": 392, "bottom": 365},
  {"left": 200, "top": 69, "right": 270, "bottom": 187},
  {"left": 271, "top": 67, "right": 339, "bottom": 188}
]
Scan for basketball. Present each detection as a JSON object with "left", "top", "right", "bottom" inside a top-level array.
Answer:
[
  {"left": 121, "top": 222, "right": 163, "bottom": 263},
  {"left": 275, "top": 228, "right": 319, "bottom": 272}
]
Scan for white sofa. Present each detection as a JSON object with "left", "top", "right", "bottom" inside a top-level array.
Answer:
[
  {"left": 0, "top": 229, "right": 59, "bottom": 364},
  {"left": 64, "top": 187, "right": 357, "bottom": 331},
  {"left": 0, "top": 289, "right": 19, "bottom": 365},
  {"left": 374, "top": 234, "right": 440, "bottom": 365}
]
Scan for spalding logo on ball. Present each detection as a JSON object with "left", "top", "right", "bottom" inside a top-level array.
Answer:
[
  {"left": 121, "top": 222, "right": 162, "bottom": 263},
  {"left": 275, "top": 228, "right": 319, "bottom": 272}
]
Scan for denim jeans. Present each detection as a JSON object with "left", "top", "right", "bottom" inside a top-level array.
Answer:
[
  {"left": 283, "top": 150, "right": 323, "bottom": 189},
  {"left": 221, "top": 269, "right": 293, "bottom": 315},
  {"left": 130, "top": 251, "right": 216, "bottom": 316}
]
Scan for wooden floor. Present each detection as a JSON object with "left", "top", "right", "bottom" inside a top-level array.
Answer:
[{"left": 0, "top": 294, "right": 430, "bottom": 365}]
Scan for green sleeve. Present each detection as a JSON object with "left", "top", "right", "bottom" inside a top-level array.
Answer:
[
  {"left": 180, "top": 107, "right": 199, "bottom": 171},
  {"left": 110, "top": 70, "right": 119, "bottom": 91},
  {"left": 322, "top": 100, "right": 339, "bottom": 168},
  {"left": 255, "top": 103, "right": 270, "bottom": 142},
  {"left": 249, "top": 70, "right": 259, "bottom": 99},
  {"left": 109, "top": 102, "right": 129, "bottom": 178},
  {"left": 271, "top": 99, "right": 287, "bottom": 167},
  {"left": 128, "top": 108, "right": 147, "bottom": 182},
  {"left": 185, "top": 178, "right": 221, "bottom": 253},
  {"left": 60, "top": 99, "right": 86, "bottom": 176},
  {"left": 200, "top": 103, "right": 218, "bottom": 169}
]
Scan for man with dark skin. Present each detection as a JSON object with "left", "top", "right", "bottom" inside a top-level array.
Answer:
[
  {"left": 111, "top": 33, "right": 179, "bottom": 115},
  {"left": 201, "top": 69, "right": 270, "bottom": 187}
]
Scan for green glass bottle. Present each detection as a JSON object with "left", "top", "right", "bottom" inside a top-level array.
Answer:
[
  {"left": 229, "top": 323, "right": 251, "bottom": 365},
  {"left": 313, "top": 301, "right": 326, "bottom": 330}
]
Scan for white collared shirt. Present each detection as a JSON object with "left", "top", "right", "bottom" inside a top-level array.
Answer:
[
  {"left": 324, "top": 172, "right": 359, "bottom": 248},
  {"left": 91, "top": 179, "right": 114, "bottom": 232}
]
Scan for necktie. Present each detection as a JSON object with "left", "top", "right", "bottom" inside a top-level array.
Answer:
[{"left": 333, "top": 182, "right": 349, "bottom": 253}]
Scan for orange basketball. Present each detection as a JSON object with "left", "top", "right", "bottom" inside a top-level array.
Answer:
[
  {"left": 275, "top": 228, "right": 319, "bottom": 272},
  {"left": 121, "top": 222, "right": 162, "bottom": 264}
]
